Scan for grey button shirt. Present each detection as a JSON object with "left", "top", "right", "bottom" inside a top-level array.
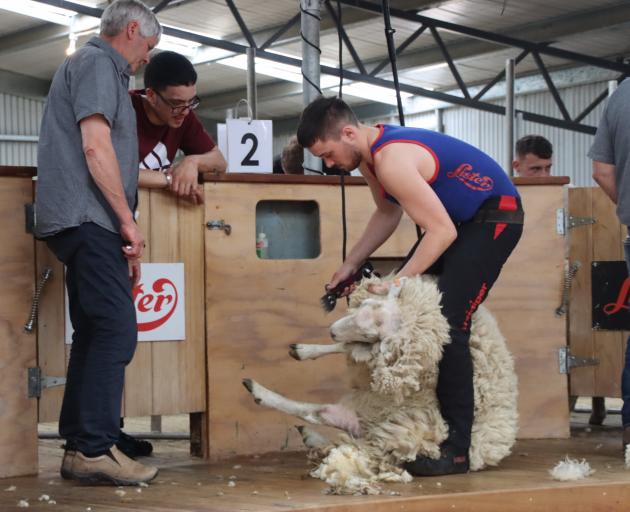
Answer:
[
  {"left": 35, "top": 36, "right": 139, "bottom": 237},
  {"left": 589, "top": 78, "right": 630, "bottom": 226}
]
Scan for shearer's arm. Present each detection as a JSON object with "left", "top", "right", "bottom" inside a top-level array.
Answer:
[{"left": 375, "top": 144, "right": 456, "bottom": 278}]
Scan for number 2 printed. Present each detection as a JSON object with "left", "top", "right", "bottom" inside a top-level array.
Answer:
[{"left": 241, "top": 133, "right": 259, "bottom": 166}]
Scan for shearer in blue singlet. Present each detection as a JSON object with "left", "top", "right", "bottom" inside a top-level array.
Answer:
[{"left": 297, "top": 97, "right": 524, "bottom": 477}]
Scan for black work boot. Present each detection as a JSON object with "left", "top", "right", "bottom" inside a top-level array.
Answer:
[
  {"left": 116, "top": 431, "right": 153, "bottom": 459},
  {"left": 403, "top": 444, "right": 469, "bottom": 477},
  {"left": 589, "top": 397, "right": 607, "bottom": 426}
]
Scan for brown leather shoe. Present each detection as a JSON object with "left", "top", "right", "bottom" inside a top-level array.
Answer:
[
  {"left": 60, "top": 449, "right": 76, "bottom": 477},
  {"left": 60, "top": 445, "right": 158, "bottom": 485}
]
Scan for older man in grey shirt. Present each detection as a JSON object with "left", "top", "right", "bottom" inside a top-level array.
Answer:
[
  {"left": 35, "top": 0, "right": 160, "bottom": 486},
  {"left": 590, "top": 77, "right": 630, "bottom": 454}
]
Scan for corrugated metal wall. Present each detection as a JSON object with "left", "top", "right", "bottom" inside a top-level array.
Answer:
[{"left": 0, "top": 93, "right": 44, "bottom": 166}]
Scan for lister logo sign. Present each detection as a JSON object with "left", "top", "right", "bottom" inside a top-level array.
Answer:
[
  {"left": 133, "top": 263, "right": 185, "bottom": 341},
  {"left": 65, "top": 263, "right": 186, "bottom": 343},
  {"left": 592, "top": 261, "right": 630, "bottom": 331}
]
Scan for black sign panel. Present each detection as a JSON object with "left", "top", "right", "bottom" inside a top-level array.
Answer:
[{"left": 592, "top": 260, "right": 630, "bottom": 330}]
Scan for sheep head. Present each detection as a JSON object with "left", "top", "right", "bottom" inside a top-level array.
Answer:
[
  {"left": 331, "top": 275, "right": 451, "bottom": 402},
  {"left": 330, "top": 297, "right": 402, "bottom": 344}
]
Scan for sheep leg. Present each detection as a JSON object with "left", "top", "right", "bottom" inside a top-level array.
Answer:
[
  {"left": 289, "top": 342, "right": 346, "bottom": 361},
  {"left": 242, "top": 379, "right": 361, "bottom": 436},
  {"left": 296, "top": 425, "right": 331, "bottom": 449}
]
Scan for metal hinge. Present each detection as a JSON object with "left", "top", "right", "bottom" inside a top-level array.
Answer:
[
  {"left": 567, "top": 215, "right": 596, "bottom": 230},
  {"left": 558, "top": 347, "right": 599, "bottom": 374},
  {"left": 28, "top": 367, "right": 66, "bottom": 398},
  {"left": 556, "top": 208, "right": 565, "bottom": 235},
  {"left": 206, "top": 219, "right": 231, "bottom": 235}
]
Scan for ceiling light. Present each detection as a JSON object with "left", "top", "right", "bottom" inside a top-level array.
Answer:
[
  {"left": 156, "top": 34, "right": 201, "bottom": 59},
  {"left": 0, "top": 0, "right": 77, "bottom": 25},
  {"left": 66, "top": 33, "right": 78, "bottom": 56},
  {"left": 337, "top": 82, "right": 412, "bottom": 106},
  {"left": 415, "top": 62, "right": 449, "bottom": 73},
  {"left": 217, "top": 54, "right": 338, "bottom": 88}
]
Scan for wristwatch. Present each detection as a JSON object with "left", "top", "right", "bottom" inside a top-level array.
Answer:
[{"left": 164, "top": 173, "right": 173, "bottom": 188}]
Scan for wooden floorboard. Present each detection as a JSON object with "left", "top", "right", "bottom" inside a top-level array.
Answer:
[{"left": 2, "top": 418, "right": 630, "bottom": 511}]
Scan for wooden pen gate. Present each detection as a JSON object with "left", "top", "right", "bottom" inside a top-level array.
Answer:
[
  {"left": 36, "top": 189, "right": 207, "bottom": 423},
  {"left": 568, "top": 187, "right": 629, "bottom": 400}
]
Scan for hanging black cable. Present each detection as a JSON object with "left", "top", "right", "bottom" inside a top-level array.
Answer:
[
  {"left": 302, "top": 166, "right": 325, "bottom": 175},
  {"left": 381, "top": 0, "right": 424, "bottom": 246},
  {"left": 335, "top": 0, "right": 348, "bottom": 262},
  {"left": 337, "top": 0, "right": 343, "bottom": 99},
  {"left": 299, "top": 3, "right": 323, "bottom": 96},
  {"left": 381, "top": 0, "right": 405, "bottom": 126}
]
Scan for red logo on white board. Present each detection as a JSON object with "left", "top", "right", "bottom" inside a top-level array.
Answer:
[{"left": 132, "top": 278, "right": 179, "bottom": 332}]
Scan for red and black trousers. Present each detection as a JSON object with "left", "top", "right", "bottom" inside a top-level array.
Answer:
[{"left": 418, "top": 195, "right": 523, "bottom": 456}]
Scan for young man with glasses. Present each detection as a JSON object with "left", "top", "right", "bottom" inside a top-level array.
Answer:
[
  {"left": 131, "top": 50, "right": 227, "bottom": 204},
  {"left": 118, "top": 50, "right": 226, "bottom": 459}
]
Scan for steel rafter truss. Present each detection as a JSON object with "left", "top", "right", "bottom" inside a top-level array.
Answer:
[
  {"left": 33, "top": 0, "right": 630, "bottom": 134},
  {"left": 334, "top": 0, "right": 630, "bottom": 134}
]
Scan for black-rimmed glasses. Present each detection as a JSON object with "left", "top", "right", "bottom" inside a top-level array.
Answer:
[{"left": 154, "top": 90, "right": 201, "bottom": 115}]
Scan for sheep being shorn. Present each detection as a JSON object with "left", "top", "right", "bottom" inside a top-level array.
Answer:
[{"left": 243, "top": 275, "right": 518, "bottom": 495}]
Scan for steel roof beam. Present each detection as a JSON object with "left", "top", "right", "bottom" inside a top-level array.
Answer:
[
  {"left": 324, "top": 0, "right": 367, "bottom": 75},
  {"left": 224, "top": 0, "right": 256, "bottom": 48},
  {"left": 198, "top": 46, "right": 599, "bottom": 133},
  {"left": 25, "top": 0, "right": 630, "bottom": 133},
  {"left": 336, "top": 0, "right": 630, "bottom": 73},
  {"left": 221, "top": 0, "right": 437, "bottom": 49}
]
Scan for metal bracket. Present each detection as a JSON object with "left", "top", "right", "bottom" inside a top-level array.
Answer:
[
  {"left": 558, "top": 347, "right": 599, "bottom": 374},
  {"left": 556, "top": 208, "right": 566, "bottom": 236},
  {"left": 28, "top": 367, "right": 66, "bottom": 398},
  {"left": 24, "top": 203, "right": 35, "bottom": 234},
  {"left": 567, "top": 215, "right": 596, "bottom": 230},
  {"left": 206, "top": 219, "right": 231, "bottom": 235}
]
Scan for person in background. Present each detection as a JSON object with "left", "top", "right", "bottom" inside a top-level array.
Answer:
[
  {"left": 281, "top": 135, "right": 305, "bottom": 175},
  {"left": 34, "top": 0, "right": 160, "bottom": 485},
  {"left": 512, "top": 135, "right": 553, "bottom": 177},
  {"left": 132, "top": 50, "right": 226, "bottom": 204},
  {"left": 590, "top": 78, "right": 630, "bottom": 450},
  {"left": 297, "top": 96, "right": 523, "bottom": 476}
]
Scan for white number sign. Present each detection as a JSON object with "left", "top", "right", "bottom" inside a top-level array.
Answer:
[{"left": 226, "top": 118, "right": 273, "bottom": 173}]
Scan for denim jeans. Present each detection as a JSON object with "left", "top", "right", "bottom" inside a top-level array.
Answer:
[
  {"left": 45, "top": 223, "right": 138, "bottom": 455},
  {"left": 623, "top": 227, "right": 630, "bottom": 427}
]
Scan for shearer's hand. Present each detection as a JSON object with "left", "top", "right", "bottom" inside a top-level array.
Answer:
[
  {"left": 326, "top": 262, "right": 358, "bottom": 297},
  {"left": 368, "top": 277, "right": 407, "bottom": 296}
]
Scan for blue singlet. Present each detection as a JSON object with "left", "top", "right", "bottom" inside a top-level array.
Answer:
[{"left": 368, "top": 125, "right": 519, "bottom": 222}]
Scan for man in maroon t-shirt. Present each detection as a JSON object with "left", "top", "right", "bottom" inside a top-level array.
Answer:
[
  {"left": 119, "top": 51, "right": 227, "bottom": 460},
  {"left": 132, "top": 50, "right": 226, "bottom": 204}
]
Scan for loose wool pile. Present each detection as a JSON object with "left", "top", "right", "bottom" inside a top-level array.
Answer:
[{"left": 549, "top": 456, "right": 594, "bottom": 481}]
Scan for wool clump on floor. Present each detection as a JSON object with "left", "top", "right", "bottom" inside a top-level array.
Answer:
[{"left": 549, "top": 456, "right": 594, "bottom": 481}]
